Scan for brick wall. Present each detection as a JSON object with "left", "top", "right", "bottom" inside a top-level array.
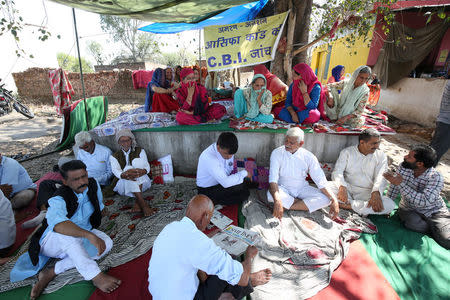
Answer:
[{"left": 12, "top": 68, "right": 147, "bottom": 105}]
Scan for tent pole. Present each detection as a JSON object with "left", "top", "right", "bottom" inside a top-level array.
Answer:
[
  {"left": 198, "top": 29, "right": 201, "bottom": 67},
  {"left": 72, "top": 8, "right": 90, "bottom": 130}
]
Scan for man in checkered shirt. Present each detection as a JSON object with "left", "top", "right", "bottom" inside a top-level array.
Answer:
[{"left": 384, "top": 145, "right": 449, "bottom": 249}]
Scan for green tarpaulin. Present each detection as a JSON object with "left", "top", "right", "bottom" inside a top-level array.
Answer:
[
  {"left": 49, "top": 0, "right": 255, "bottom": 23},
  {"left": 360, "top": 198, "right": 450, "bottom": 300},
  {"left": 56, "top": 96, "right": 108, "bottom": 151}
]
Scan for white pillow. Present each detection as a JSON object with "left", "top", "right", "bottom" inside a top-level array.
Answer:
[{"left": 158, "top": 154, "right": 174, "bottom": 183}]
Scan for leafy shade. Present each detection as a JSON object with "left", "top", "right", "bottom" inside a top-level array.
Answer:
[{"left": 57, "top": 52, "right": 94, "bottom": 73}]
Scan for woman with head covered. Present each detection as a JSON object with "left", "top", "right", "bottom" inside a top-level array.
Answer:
[
  {"left": 278, "top": 63, "right": 322, "bottom": 124},
  {"left": 176, "top": 68, "right": 226, "bottom": 125},
  {"left": 326, "top": 66, "right": 371, "bottom": 128},
  {"left": 233, "top": 74, "right": 273, "bottom": 123}
]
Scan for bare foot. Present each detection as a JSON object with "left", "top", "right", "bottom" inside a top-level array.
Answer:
[
  {"left": 142, "top": 205, "right": 157, "bottom": 217},
  {"left": 250, "top": 268, "right": 272, "bottom": 287},
  {"left": 0, "top": 257, "right": 11, "bottom": 266},
  {"left": 130, "top": 202, "right": 141, "bottom": 213},
  {"left": 92, "top": 272, "right": 121, "bottom": 293},
  {"left": 30, "top": 267, "right": 56, "bottom": 299}
]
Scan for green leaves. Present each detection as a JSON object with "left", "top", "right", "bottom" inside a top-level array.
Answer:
[
  {"left": 2, "top": 0, "right": 57, "bottom": 57},
  {"left": 57, "top": 52, "right": 94, "bottom": 73}
]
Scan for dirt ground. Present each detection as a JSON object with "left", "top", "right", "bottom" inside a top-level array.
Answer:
[{"left": 0, "top": 103, "right": 449, "bottom": 200}]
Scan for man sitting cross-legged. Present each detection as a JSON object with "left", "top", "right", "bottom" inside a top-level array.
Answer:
[
  {"left": 109, "top": 129, "right": 156, "bottom": 217},
  {"left": 384, "top": 145, "right": 450, "bottom": 249},
  {"left": 328, "top": 128, "right": 396, "bottom": 216},
  {"left": 148, "top": 194, "right": 272, "bottom": 300},
  {"left": 196, "top": 132, "right": 254, "bottom": 206},
  {"left": 10, "top": 160, "right": 121, "bottom": 299},
  {"left": 268, "top": 127, "right": 339, "bottom": 220}
]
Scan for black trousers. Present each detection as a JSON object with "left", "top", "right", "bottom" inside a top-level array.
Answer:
[
  {"left": 197, "top": 182, "right": 250, "bottom": 206},
  {"left": 430, "top": 121, "right": 450, "bottom": 166},
  {"left": 194, "top": 275, "right": 253, "bottom": 300},
  {"left": 398, "top": 208, "right": 450, "bottom": 249},
  {"left": 36, "top": 180, "right": 62, "bottom": 209}
]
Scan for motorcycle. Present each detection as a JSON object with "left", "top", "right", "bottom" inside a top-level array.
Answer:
[{"left": 0, "top": 82, "right": 34, "bottom": 119}]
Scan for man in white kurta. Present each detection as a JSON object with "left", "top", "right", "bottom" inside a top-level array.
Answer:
[
  {"left": 328, "top": 129, "right": 395, "bottom": 216},
  {"left": 109, "top": 129, "right": 155, "bottom": 217},
  {"left": 268, "top": 128, "right": 339, "bottom": 220},
  {"left": 0, "top": 190, "right": 16, "bottom": 260},
  {"left": 75, "top": 131, "right": 113, "bottom": 186},
  {"left": 0, "top": 153, "right": 36, "bottom": 209}
]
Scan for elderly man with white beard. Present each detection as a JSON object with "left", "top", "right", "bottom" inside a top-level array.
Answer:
[{"left": 267, "top": 127, "right": 339, "bottom": 220}]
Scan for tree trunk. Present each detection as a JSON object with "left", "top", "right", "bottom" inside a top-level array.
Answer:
[
  {"left": 271, "top": 0, "right": 313, "bottom": 83},
  {"left": 292, "top": 0, "right": 313, "bottom": 66},
  {"left": 271, "top": 0, "right": 289, "bottom": 82}
]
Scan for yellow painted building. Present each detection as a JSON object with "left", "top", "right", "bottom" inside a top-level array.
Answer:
[{"left": 310, "top": 30, "right": 373, "bottom": 84}]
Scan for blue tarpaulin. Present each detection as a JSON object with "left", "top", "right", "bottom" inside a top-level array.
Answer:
[{"left": 138, "top": 0, "right": 268, "bottom": 34}]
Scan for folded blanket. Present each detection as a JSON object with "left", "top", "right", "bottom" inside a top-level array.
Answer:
[
  {"left": 132, "top": 70, "right": 154, "bottom": 89},
  {"left": 243, "top": 191, "right": 377, "bottom": 299},
  {"left": 93, "top": 107, "right": 177, "bottom": 137}
]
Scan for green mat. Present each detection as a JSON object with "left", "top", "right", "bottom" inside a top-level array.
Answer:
[
  {"left": 56, "top": 96, "right": 108, "bottom": 151},
  {"left": 133, "top": 119, "right": 314, "bottom": 134},
  {"left": 134, "top": 119, "right": 233, "bottom": 132},
  {"left": 0, "top": 280, "right": 94, "bottom": 300},
  {"left": 360, "top": 199, "right": 450, "bottom": 300}
]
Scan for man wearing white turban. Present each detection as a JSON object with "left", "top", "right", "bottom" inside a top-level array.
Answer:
[{"left": 109, "top": 129, "right": 156, "bottom": 217}]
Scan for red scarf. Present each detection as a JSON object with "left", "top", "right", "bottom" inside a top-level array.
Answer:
[
  {"left": 292, "top": 63, "right": 322, "bottom": 110},
  {"left": 176, "top": 81, "right": 208, "bottom": 110}
]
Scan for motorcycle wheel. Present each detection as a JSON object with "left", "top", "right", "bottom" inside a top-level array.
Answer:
[{"left": 13, "top": 101, "right": 34, "bottom": 119}]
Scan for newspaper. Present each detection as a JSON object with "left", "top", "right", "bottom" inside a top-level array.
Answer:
[
  {"left": 223, "top": 225, "right": 259, "bottom": 245},
  {"left": 212, "top": 232, "right": 249, "bottom": 256},
  {"left": 210, "top": 209, "right": 233, "bottom": 230},
  {"left": 212, "top": 225, "right": 260, "bottom": 256}
]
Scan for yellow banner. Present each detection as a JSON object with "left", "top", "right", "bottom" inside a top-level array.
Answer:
[{"left": 204, "top": 12, "right": 289, "bottom": 71}]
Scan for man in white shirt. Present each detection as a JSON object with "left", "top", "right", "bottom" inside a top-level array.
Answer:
[
  {"left": 74, "top": 131, "right": 113, "bottom": 186},
  {"left": 328, "top": 129, "right": 396, "bottom": 216},
  {"left": 197, "top": 132, "right": 252, "bottom": 205},
  {"left": 0, "top": 190, "right": 15, "bottom": 264},
  {"left": 268, "top": 127, "right": 339, "bottom": 220},
  {"left": 148, "top": 195, "right": 271, "bottom": 300},
  {"left": 0, "top": 153, "right": 36, "bottom": 209}
]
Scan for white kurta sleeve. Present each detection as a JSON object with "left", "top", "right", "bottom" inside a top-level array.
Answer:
[
  {"left": 268, "top": 149, "right": 281, "bottom": 184},
  {"left": 138, "top": 149, "right": 150, "bottom": 173},
  {"left": 109, "top": 155, "right": 124, "bottom": 179},
  {"left": 308, "top": 153, "right": 328, "bottom": 189},
  {"left": 372, "top": 152, "right": 388, "bottom": 193},
  {"left": 210, "top": 160, "right": 246, "bottom": 188},
  {"left": 332, "top": 148, "right": 349, "bottom": 188},
  {"left": 189, "top": 233, "right": 243, "bottom": 285}
]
